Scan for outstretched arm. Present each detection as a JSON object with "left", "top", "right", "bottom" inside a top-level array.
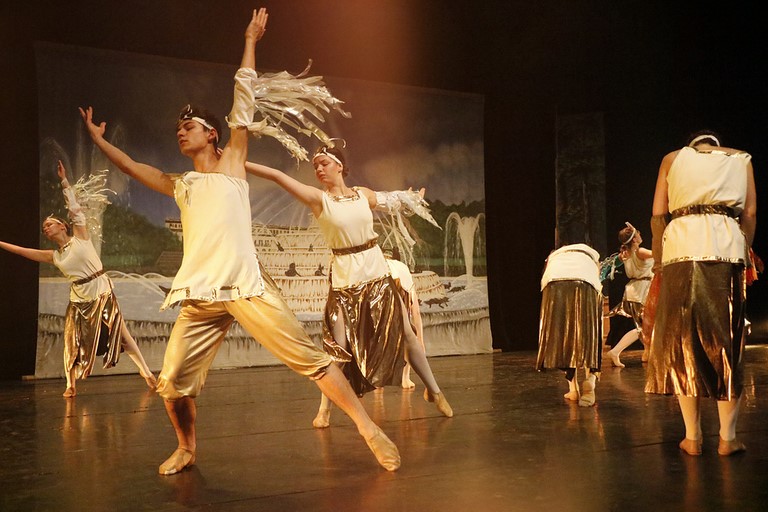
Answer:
[
  {"left": 57, "top": 160, "right": 89, "bottom": 240},
  {"left": 79, "top": 107, "right": 174, "bottom": 197},
  {"left": 221, "top": 8, "right": 269, "bottom": 177},
  {"left": 244, "top": 161, "right": 323, "bottom": 216},
  {"left": 0, "top": 241, "right": 54, "bottom": 264}
]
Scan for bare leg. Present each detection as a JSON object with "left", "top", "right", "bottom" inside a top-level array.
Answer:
[
  {"left": 677, "top": 395, "right": 702, "bottom": 455},
  {"left": 401, "top": 362, "right": 415, "bottom": 389},
  {"left": 606, "top": 329, "right": 639, "bottom": 368},
  {"left": 716, "top": 396, "right": 745, "bottom": 455},
  {"left": 159, "top": 397, "right": 197, "bottom": 475},
  {"left": 314, "top": 364, "right": 400, "bottom": 471},
  {"left": 119, "top": 322, "right": 157, "bottom": 389}
]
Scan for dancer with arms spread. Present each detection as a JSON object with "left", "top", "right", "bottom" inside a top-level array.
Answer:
[
  {"left": 245, "top": 143, "right": 453, "bottom": 428},
  {"left": 0, "top": 161, "right": 156, "bottom": 397},
  {"left": 645, "top": 130, "right": 756, "bottom": 456},
  {"left": 80, "top": 8, "right": 400, "bottom": 474}
]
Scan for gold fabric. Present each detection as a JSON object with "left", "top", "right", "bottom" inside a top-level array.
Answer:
[
  {"left": 641, "top": 273, "right": 663, "bottom": 345},
  {"left": 156, "top": 270, "right": 331, "bottom": 400},
  {"left": 322, "top": 274, "right": 406, "bottom": 396},
  {"left": 645, "top": 261, "right": 745, "bottom": 399},
  {"left": 63, "top": 292, "right": 123, "bottom": 379},
  {"left": 536, "top": 280, "right": 602, "bottom": 371}
]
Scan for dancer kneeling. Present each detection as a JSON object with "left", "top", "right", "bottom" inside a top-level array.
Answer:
[{"left": 536, "top": 233, "right": 602, "bottom": 407}]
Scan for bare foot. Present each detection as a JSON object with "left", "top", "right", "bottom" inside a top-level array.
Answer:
[
  {"left": 144, "top": 374, "right": 158, "bottom": 390},
  {"left": 158, "top": 448, "right": 196, "bottom": 475},
  {"left": 563, "top": 390, "right": 579, "bottom": 401},
  {"left": 312, "top": 408, "right": 331, "bottom": 429},
  {"left": 62, "top": 387, "right": 76, "bottom": 398}
]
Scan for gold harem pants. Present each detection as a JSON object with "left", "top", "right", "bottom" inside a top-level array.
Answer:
[{"left": 156, "top": 278, "right": 331, "bottom": 400}]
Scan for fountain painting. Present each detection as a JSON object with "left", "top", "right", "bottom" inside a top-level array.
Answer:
[{"left": 33, "top": 42, "right": 490, "bottom": 378}]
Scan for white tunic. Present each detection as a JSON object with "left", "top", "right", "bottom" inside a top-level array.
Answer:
[
  {"left": 53, "top": 237, "right": 111, "bottom": 303},
  {"left": 623, "top": 250, "right": 654, "bottom": 303},
  {"left": 386, "top": 258, "right": 414, "bottom": 293},
  {"left": 541, "top": 243, "right": 601, "bottom": 292},
  {"left": 663, "top": 147, "right": 750, "bottom": 265},
  {"left": 317, "top": 189, "right": 389, "bottom": 290},
  {"left": 161, "top": 172, "right": 264, "bottom": 310}
]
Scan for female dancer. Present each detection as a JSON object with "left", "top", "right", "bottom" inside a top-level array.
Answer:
[
  {"left": 80, "top": 9, "right": 401, "bottom": 474},
  {"left": 606, "top": 222, "right": 654, "bottom": 367},
  {"left": 245, "top": 144, "right": 453, "bottom": 427},
  {"left": 536, "top": 236, "right": 602, "bottom": 407},
  {"left": 645, "top": 130, "right": 756, "bottom": 456},
  {"left": 0, "top": 161, "right": 156, "bottom": 397}
]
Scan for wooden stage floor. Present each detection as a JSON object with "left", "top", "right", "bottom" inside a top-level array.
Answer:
[{"left": 2, "top": 347, "right": 768, "bottom": 512}]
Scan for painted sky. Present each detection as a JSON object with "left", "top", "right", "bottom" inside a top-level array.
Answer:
[{"left": 37, "top": 43, "right": 484, "bottom": 229}]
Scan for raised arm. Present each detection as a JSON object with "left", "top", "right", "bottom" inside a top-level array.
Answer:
[
  {"left": 79, "top": 107, "right": 174, "bottom": 197},
  {"left": 245, "top": 161, "right": 324, "bottom": 216},
  {"left": 219, "top": 8, "right": 268, "bottom": 177},
  {"left": 0, "top": 241, "right": 54, "bottom": 264},
  {"left": 57, "top": 160, "right": 89, "bottom": 240}
]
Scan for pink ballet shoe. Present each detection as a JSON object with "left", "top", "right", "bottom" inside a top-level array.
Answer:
[
  {"left": 424, "top": 389, "right": 453, "bottom": 417},
  {"left": 312, "top": 408, "right": 331, "bottom": 429},
  {"left": 717, "top": 437, "right": 746, "bottom": 456},
  {"left": 578, "top": 380, "right": 596, "bottom": 407},
  {"left": 607, "top": 350, "right": 625, "bottom": 368},
  {"left": 158, "top": 447, "right": 196, "bottom": 475},
  {"left": 679, "top": 438, "right": 703, "bottom": 456},
  {"left": 363, "top": 427, "right": 400, "bottom": 471}
]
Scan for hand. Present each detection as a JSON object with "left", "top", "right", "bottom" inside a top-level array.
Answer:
[
  {"left": 78, "top": 106, "right": 106, "bottom": 141},
  {"left": 56, "top": 160, "right": 68, "bottom": 182},
  {"left": 244, "top": 7, "right": 268, "bottom": 42}
]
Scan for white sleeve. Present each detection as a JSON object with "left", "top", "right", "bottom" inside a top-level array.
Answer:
[{"left": 62, "top": 182, "right": 86, "bottom": 226}]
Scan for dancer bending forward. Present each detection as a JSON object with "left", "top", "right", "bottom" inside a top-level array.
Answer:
[
  {"left": 245, "top": 143, "right": 453, "bottom": 428},
  {"left": 80, "top": 8, "right": 399, "bottom": 474},
  {"left": 0, "top": 161, "right": 156, "bottom": 397}
]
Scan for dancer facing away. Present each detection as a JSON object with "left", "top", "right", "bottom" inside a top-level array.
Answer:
[
  {"left": 0, "top": 161, "right": 156, "bottom": 397},
  {"left": 80, "top": 8, "right": 400, "bottom": 474},
  {"left": 536, "top": 234, "right": 602, "bottom": 407},
  {"left": 244, "top": 144, "right": 453, "bottom": 428},
  {"left": 645, "top": 130, "right": 756, "bottom": 456},
  {"left": 605, "top": 222, "right": 654, "bottom": 368}
]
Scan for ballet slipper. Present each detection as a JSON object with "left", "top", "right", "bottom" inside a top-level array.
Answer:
[
  {"left": 578, "top": 379, "right": 596, "bottom": 407},
  {"left": 424, "top": 389, "right": 454, "bottom": 417},
  {"left": 158, "top": 447, "right": 196, "bottom": 475},
  {"left": 607, "top": 350, "right": 625, "bottom": 368},
  {"left": 144, "top": 374, "right": 158, "bottom": 390},
  {"left": 312, "top": 408, "right": 331, "bottom": 429},
  {"left": 363, "top": 427, "right": 400, "bottom": 471},
  {"left": 62, "top": 387, "right": 76, "bottom": 398},
  {"left": 717, "top": 437, "right": 746, "bottom": 456},
  {"left": 679, "top": 438, "right": 703, "bottom": 456}
]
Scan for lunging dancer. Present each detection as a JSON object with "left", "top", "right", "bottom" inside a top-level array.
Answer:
[{"left": 80, "top": 8, "right": 400, "bottom": 474}]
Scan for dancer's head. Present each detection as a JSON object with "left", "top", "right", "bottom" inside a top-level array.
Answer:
[
  {"left": 686, "top": 129, "right": 721, "bottom": 148},
  {"left": 618, "top": 222, "right": 641, "bottom": 250},
  {"left": 312, "top": 141, "right": 349, "bottom": 183},
  {"left": 176, "top": 104, "right": 221, "bottom": 155},
  {"left": 42, "top": 215, "right": 71, "bottom": 240}
]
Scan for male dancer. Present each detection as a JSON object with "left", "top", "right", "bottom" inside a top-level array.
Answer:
[{"left": 80, "top": 7, "right": 399, "bottom": 475}]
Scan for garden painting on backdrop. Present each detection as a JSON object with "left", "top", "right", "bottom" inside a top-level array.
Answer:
[{"left": 34, "top": 42, "right": 489, "bottom": 378}]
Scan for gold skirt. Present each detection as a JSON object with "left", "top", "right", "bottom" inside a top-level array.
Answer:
[
  {"left": 536, "top": 280, "right": 602, "bottom": 371},
  {"left": 645, "top": 261, "right": 745, "bottom": 399},
  {"left": 63, "top": 291, "right": 123, "bottom": 380},
  {"left": 323, "top": 275, "right": 406, "bottom": 396}
]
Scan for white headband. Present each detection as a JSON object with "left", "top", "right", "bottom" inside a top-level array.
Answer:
[
  {"left": 688, "top": 134, "right": 720, "bottom": 147},
  {"left": 622, "top": 221, "right": 636, "bottom": 246},
  {"left": 312, "top": 148, "right": 343, "bottom": 167}
]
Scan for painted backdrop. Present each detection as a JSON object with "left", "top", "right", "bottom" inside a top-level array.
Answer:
[{"left": 35, "top": 43, "right": 489, "bottom": 378}]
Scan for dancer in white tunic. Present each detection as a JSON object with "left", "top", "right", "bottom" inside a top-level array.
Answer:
[
  {"left": 245, "top": 144, "right": 453, "bottom": 428},
  {"left": 645, "top": 130, "right": 756, "bottom": 456},
  {"left": 80, "top": 8, "right": 400, "bottom": 475},
  {"left": 0, "top": 161, "right": 156, "bottom": 397},
  {"left": 605, "top": 222, "right": 654, "bottom": 367}
]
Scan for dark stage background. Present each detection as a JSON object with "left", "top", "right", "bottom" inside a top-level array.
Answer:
[{"left": 1, "top": 0, "right": 766, "bottom": 380}]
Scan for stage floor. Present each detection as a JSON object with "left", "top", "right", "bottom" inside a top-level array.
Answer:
[{"left": 2, "top": 347, "right": 768, "bottom": 512}]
